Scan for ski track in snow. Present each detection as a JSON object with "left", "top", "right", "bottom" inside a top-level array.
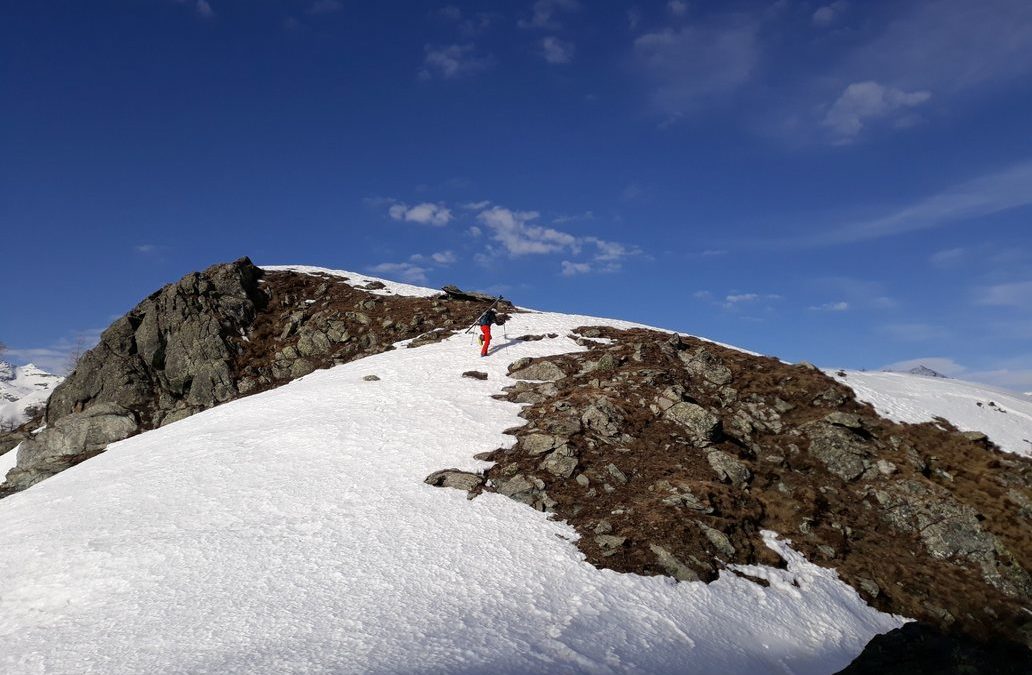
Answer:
[
  {"left": 832, "top": 371, "right": 1032, "bottom": 458},
  {"left": 0, "top": 269, "right": 904, "bottom": 674}
]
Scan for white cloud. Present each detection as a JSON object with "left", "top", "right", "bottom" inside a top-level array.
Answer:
[
  {"left": 541, "top": 36, "right": 575, "bottom": 64},
  {"left": 822, "top": 81, "right": 931, "bottom": 142},
  {"left": 622, "top": 183, "right": 644, "bottom": 201},
  {"left": 462, "top": 200, "right": 492, "bottom": 210},
  {"left": 809, "top": 301, "right": 850, "bottom": 312},
  {"left": 438, "top": 5, "right": 462, "bottom": 21},
  {"left": 467, "top": 225, "right": 483, "bottom": 238},
  {"left": 519, "top": 0, "right": 579, "bottom": 30},
  {"left": 976, "top": 281, "right": 1032, "bottom": 309},
  {"left": 477, "top": 207, "right": 575, "bottom": 255},
  {"left": 693, "top": 290, "right": 713, "bottom": 300},
  {"left": 475, "top": 205, "right": 640, "bottom": 274},
  {"left": 388, "top": 202, "right": 453, "bottom": 226},
  {"left": 306, "top": 0, "right": 342, "bottom": 15},
  {"left": 633, "top": 18, "right": 759, "bottom": 116},
  {"left": 193, "top": 0, "right": 214, "bottom": 18},
  {"left": 369, "top": 262, "right": 430, "bottom": 284},
  {"left": 668, "top": 1, "right": 688, "bottom": 17},
  {"left": 812, "top": 1, "right": 848, "bottom": 27},
  {"left": 726, "top": 293, "right": 759, "bottom": 303},
  {"left": 431, "top": 250, "right": 457, "bottom": 265},
  {"left": 420, "top": 44, "right": 494, "bottom": 80},
  {"left": 561, "top": 261, "right": 592, "bottom": 276},
  {"left": 930, "top": 247, "right": 966, "bottom": 267},
  {"left": 135, "top": 244, "right": 158, "bottom": 254}
]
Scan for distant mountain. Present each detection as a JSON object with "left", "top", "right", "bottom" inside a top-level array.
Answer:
[
  {"left": 883, "top": 364, "right": 950, "bottom": 378},
  {"left": 0, "top": 361, "right": 62, "bottom": 429}
]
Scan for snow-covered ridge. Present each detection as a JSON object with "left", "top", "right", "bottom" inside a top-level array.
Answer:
[
  {"left": 830, "top": 369, "right": 1032, "bottom": 458},
  {"left": 0, "top": 283, "right": 901, "bottom": 674},
  {"left": 0, "top": 361, "right": 62, "bottom": 429}
]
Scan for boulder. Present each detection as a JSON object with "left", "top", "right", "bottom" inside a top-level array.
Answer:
[
  {"left": 679, "top": 348, "right": 733, "bottom": 386},
  {"left": 7, "top": 403, "right": 138, "bottom": 490},
  {"left": 649, "top": 544, "right": 701, "bottom": 582},
  {"left": 804, "top": 421, "right": 873, "bottom": 481},
  {"left": 508, "top": 360, "right": 567, "bottom": 382},
  {"left": 706, "top": 450, "right": 752, "bottom": 488},
  {"left": 424, "top": 469, "right": 483, "bottom": 493},
  {"left": 663, "top": 402, "right": 722, "bottom": 445}
]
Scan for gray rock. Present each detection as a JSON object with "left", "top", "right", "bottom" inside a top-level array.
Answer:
[
  {"left": 509, "top": 360, "right": 567, "bottom": 382},
  {"left": 540, "top": 446, "right": 579, "bottom": 478},
  {"left": 595, "top": 534, "right": 626, "bottom": 549},
  {"left": 7, "top": 403, "right": 138, "bottom": 491},
  {"left": 697, "top": 522, "right": 736, "bottom": 558},
  {"left": 961, "top": 430, "right": 989, "bottom": 444},
  {"left": 521, "top": 433, "right": 566, "bottom": 456},
  {"left": 424, "top": 469, "right": 483, "bottom": 492},
  {"left": 706, "top": 450, "right": 752, "bottom": 487},
  {"left": 650, "top": 544, "right": 701, "bottom": 582},
  {"left": 462, "top": 371, "right": 488, "bottom": 380},
  {"left": 825, "top": 411, "right": 864, "bottom": 430},
  {"left": 663, "top": 402, "right": 722, "bottom": 446},
  {"left": 362, "top": 374, "right": 381, "bottom": 382},
  {"left": 575, "top": 474, "right": 590, "bottom": 487},
  {"left": 804, "top": 421, "right": 872, "bottom": 481},
  {"left": 679, "top": 349, "right": 733, "bottom": 386},
  {"left": 607, "top": 463, "right": 628, "bottom": 484},
  {"left": 581, "top": 398, "right": 623, "bottom": 438}
]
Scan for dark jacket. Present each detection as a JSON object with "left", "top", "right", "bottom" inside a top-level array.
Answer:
[{"left": 478, "top": 309, "right": 497, "bottom": 326}]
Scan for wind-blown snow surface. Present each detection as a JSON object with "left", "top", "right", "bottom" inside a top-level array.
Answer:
[
  {"left": 0, "top": 362, "right": 61, "bottom": 429},
  {"left": 831, "top": 370, "right": 1032, "bottom": 458}
]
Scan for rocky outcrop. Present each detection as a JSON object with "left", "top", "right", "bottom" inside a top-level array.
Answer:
[
  {"left": 2, "top": 261, "right": 504, "bottom": 495},
  {"left": 467, "top": 326, "right": 1032, "bottom": 653}
]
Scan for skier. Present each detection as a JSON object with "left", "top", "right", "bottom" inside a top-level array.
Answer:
[{"left": 477, "top": 307, "right": 497, "bottom": 357}]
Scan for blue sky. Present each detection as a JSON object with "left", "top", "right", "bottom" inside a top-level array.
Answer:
[{"left": 2, "top": 0, "right": 1032, "bottom": 390}]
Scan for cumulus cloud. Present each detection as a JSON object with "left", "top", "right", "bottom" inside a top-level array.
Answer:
[
  {"left": 475, "top": 205, "right": 640, "bottom": 275},
  {"left": 477, "top": 207, "right": 575, "bottom": 255},
  {"left": 809, "top": 301, "right": 850, "bottom": 311},
  {"left": 519, "top": 0, "right": 580, "bottom": 30},
  {"left": 420, "top": 44, "right": 494, "bottom": 79},
  {"left": 812, "top": 1, "right": 848, "bottom": 27},
  {"left": 560, "top": 261, "right": 593, "bottom": 276},
  {"left": 431, "top": 250, "right": 457, "bottom": 265},
  {"left": 541, "top": 36, "right": 575, "bottom": 64},
  {"left": 822, "top": 81, "right": 931, "bottom": 142},
  {"left": 668, "top": 1, "right": 688, "bottom": 17},
  {"left": 388, "top": 202, "right": 453, "bottom": 226}
]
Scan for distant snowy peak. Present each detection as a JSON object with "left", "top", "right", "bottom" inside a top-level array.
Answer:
[
  {"left": 0, "top": 362, "right": 63, "bottom": 428},
  {"left": 884, "top": 365, "right": 949, "bottom": 378}
]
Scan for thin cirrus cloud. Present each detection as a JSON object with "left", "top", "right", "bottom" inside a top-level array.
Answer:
[
  {"left": 976, "top": 281, "right": 1032, "bottom": 309},
  {"left": 821, "top": 81, "right": 931, "bottom": 143},
  {"left": 632, "top": 17, "right": 759, "bottom": 118},
  {"left": 764, "top": 160, "right": 1032, "bottom": 248}
]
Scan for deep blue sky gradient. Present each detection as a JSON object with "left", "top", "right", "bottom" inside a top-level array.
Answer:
[{"left": 2, "top": 0, "right": 1031, "bottom": 389}]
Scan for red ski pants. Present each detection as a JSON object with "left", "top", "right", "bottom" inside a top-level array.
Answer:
[{"left": 480, "top": 324, "right": 492, "bottom": 356}]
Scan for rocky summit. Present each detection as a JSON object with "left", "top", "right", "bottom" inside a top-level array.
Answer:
[{"left": 1, "top": 259, "right": 507, "bottom": 494}]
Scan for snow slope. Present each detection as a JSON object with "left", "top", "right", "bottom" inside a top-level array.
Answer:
[
  {"left": 831, "top": 370, "right": 1032, "bottom": 458},
  {"left": 0, "top": 362, "right": 61, "bottom": 429},
  {"left": 0, "top": 276, "right": 902, "bottom": 675}
]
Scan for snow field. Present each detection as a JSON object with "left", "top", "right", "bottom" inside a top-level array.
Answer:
[
  {"left": 0, "top": 306, "right": 903, "bottom": 675},
  {"left": 831, "top": 370, "right": 1032, "bottom": 457}
]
